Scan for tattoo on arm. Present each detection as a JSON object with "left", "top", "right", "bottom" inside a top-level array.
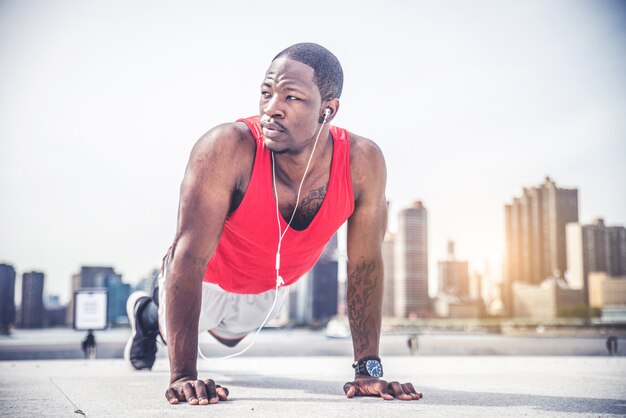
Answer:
[{"left": 347, "top": 260, "right": 377, "bottom": 355}]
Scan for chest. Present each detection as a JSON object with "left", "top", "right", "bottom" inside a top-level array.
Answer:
[{"left": 275, "top": 175, "right": 330, "bottom": 231}]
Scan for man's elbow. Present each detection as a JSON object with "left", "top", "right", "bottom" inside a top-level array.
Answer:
[{"left": 169, "top": 240, "right": 211, "bottom": 275}]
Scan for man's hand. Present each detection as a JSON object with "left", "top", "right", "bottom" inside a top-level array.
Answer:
[
  {"left": 343, "top": 376, "right": 422, "bottom": 401},
  {"left": 165, "top": 377, "right": 229, "bottom": 405}
]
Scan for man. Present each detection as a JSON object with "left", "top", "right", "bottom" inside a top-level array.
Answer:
[{"left": 125, "top": 42, "right": 422, "bottom": 405}]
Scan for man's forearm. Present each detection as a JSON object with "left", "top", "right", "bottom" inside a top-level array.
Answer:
[
  {"left": 165, "top": 251, "right": 206, "bottom": 383},
  {"left": 346, "top": 258, "right": 383, "bottom": 361}
]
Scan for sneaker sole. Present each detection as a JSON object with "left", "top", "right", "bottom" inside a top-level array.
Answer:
[{"left": 124, "top": 290, "right": 149, "bottom": 370}]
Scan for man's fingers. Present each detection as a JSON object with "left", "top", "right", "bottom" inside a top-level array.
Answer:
[
  {"left": 205, "top": 379, "right": 218, "bottom": 404},
  {"left": 193, "top": 380, "right": 209, "bottom": 405},
  {"left": 377, "top": 382, "right": 394, "bottom": 401},
  {"left": 343, "top": 379, "right": 423, "bottom": 401},
  {"left": 345, "top": 380, "right": 394, "bottom": 400},
  {"left": 164, "top": 387, "right": 182, "bottom": 405},
  {"left": 164, "top": 379, "right": 227, "bottom": 406},
  {"left": 404, "top": 382, "right": 422, "bottom": 400},
  {"left": 388, "top": 381, "right": 411, "bottom": 400},
  {"left": 181, "top": 381, "right": 198, "bottom": 405},
  {"left": 343, "top": 382, "right": 357, "bottom": 398},
  {"left": 215, "top": 384, "right": 229, "bottom": 401},
  {"left": 401, "top": 383, "right": 416, "bottom": 399}
]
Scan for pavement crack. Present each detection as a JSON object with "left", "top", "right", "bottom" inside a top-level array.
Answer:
[{"left": 50, "top": 378, "right": 85, "bottom": 417}]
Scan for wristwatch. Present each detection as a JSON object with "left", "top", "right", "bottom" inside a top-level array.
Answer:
[{"left": 352, "top": 356, "right": 383, "bottom": 377}]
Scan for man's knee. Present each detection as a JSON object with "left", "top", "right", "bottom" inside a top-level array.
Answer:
[
  {"left": 208, "top": 330, "right": 244, "bottom": 347},
  {"left": 218, "top": 337, "right": 243, "bottom": 348}
]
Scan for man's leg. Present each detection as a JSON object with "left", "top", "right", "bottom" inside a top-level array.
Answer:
[
  {"left": 207, "top": 286, "right": 289, "bottom": 349},
  {"left": 125, "top": 269, "right": 289, "bottom": 368}
]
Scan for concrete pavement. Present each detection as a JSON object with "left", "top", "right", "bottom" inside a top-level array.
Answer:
[{"left": 1, "top": 356, "right": 625, "bottom": 417}]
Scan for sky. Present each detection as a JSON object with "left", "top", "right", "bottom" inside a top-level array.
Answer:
[{"left": 1, "top": 0, "right": 625, "bottom": 304}]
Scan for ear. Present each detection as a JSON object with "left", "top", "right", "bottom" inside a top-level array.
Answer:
[{"left": 320, "top": 99, "right": 340, "bottom": 123}]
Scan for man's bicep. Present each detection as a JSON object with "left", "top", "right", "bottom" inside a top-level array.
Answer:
[
  {"left": 347, "top": 143, "right": 387, "bottom": 260},
  {"left": 174, "top": 168, "right": 230, "bottom": 261},
  {"left": 347, "top": 194, "right": 387, "bottom": 262},
  {"left": 173, "top": 127, "right": 242, "bottom": 262}
]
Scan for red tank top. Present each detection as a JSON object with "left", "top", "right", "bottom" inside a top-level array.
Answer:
[{"left": 202, "top": 116, "right": 354, "bottom": 294}]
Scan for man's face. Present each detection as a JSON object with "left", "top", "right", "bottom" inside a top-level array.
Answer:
[{"left": 259, "top": 57, "right": 323, "bottom": 154}]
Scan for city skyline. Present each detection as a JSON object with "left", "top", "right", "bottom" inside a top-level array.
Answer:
[
  {"left": 1, "top": 175, "right": 622, "bottom": 305},
  {"left": 1, "top": 1, "right": 625, "bottom": 303},
  {"left": 2, "top": 189, "right": 625, "bottom": 325}
]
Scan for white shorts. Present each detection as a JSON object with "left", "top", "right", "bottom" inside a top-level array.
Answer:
[{"left": 157, "top": 264, "right": 288, "bottom": 341}]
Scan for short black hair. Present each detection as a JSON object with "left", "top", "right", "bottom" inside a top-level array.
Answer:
[{"left": 273, "top": 43, "right": 343, "bottom": 101}]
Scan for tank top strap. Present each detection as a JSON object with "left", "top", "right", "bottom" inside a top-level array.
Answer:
[{"left": 237, "top": 116, "right": 263, "bottom": 145}]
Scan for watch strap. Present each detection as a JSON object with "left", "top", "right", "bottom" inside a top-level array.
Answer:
[{"left": 352, "top": 356, "right": 382, "bottom": 376}]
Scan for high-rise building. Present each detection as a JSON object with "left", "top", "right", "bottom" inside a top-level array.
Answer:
[
  {"left": 434, "top": 242, "right": 483, "bottom": 319},
  {"left": 438, "top": 241, "right": 470, "bottom": 298},
  {"left": 382, "top": 231, "right": 395, "bottom": 317},
  {"left": 286, "top": 234, "right": 339, "bottom": 326},
  {"left": 608, "top": 226, "right": 626, "bottom": 277},
  {"left": 78, "top": 266, "right": 116, "bottom": 288},
  {"left": 0, "top": 264, "right": 17, "bottom": 334},
  {"left": 288, "top": 272, "right": 312, "bottom": 325},
  {"left": 104, "top": 273, "right": 131, "bottom": 325},
  {"left": 504, "top": 177, "right": 578, "bottom": 315},
  {"left": 566, "top": 218, "right": 626, "bottom": 304},
  {"left": 310, "top": 234, "right": 338, "bottom": 324},
  {"left": 20, "top": 271, "right": 45, "bottom": 328},
  {"left": 67, "top": 266, "right": 128, "bottom": 326},
  {"left": 394, "top": 201, "right": 429, "bottom": 318}
]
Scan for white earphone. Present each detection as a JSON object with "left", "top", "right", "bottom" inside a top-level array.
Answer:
[{"left": 322, "top": 107, "right": 332, "bottom": 123}]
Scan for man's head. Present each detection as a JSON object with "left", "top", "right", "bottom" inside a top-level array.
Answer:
[
  {"left": 259, "top": 43, "right": 343, "bottom": 154},
  {"left": 272, "top": 43, "right": 343, "bottom": 102}
]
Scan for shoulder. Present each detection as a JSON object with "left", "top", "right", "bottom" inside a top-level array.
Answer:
[
  {"left": 187, "top": 121, "right": 256, "bottom": 178},
  {"left": 191, "top": 121, "right": 255, "bottom": 161},
  {"left": 348, "top": 132, "right": 385, "bottom": 169},
  {"left": 346, "top": 131, "right": 387, "bottom": 202}
]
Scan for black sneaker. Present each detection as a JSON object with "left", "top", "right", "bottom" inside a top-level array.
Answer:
[{"left": 124, "top": 291, "right": 158, "bottom": 370}]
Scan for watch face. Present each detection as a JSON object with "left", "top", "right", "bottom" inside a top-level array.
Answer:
[{"left": 366, "top": 359, "right": 382, "bottom": 377}]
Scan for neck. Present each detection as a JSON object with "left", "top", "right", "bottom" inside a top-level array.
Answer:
[{"left": 273, "top": 127, "right": 332, "bottom": 184}]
